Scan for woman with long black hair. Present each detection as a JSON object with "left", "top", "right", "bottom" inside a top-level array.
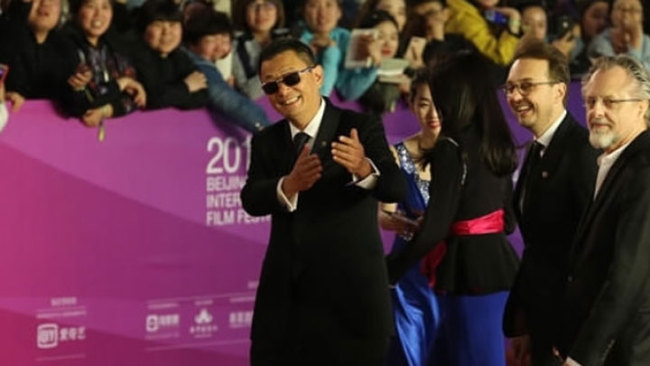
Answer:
[{"left": 386, "top": 51, "right": 519, "bottom": 366}]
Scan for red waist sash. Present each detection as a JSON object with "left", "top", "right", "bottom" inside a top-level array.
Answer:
[{"left": 421, "top": 209, "right": 505, "bottom": 288}]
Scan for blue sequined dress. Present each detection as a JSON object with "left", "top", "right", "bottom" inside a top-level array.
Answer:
[{"left": 387, "top": 142, "right": 440, "bottom": 366}]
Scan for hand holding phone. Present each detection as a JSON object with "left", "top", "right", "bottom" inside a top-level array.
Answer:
[
  {"left": 405, "top": 37, "right": 426, "bottom": 68},
  {"left": 0, "top": 64, "right": 9, "bottom": 84}
]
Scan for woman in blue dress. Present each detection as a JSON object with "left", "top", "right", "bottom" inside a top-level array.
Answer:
[
  {"left": 386, "top": 52, "right": 519, "bottom": 366},
  {"left": 380, "top": 70, "right": 441, "bottom": 366}
]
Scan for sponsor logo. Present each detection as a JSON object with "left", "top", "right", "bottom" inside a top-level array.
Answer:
[
  {"left": 189, "top": 309, "right": 218, "bottom": 338},
  {"left": 228, "top": 311, "right": 253, "bottom": 329},
  {"left": 146, "top": 314, "right": 179, "bottom": 333},
  {"left": 37, "top": 324, "right": 58, "bottom": 349},
  {"left": 37, "top": 323, "right": 87, "bottom": 349}
]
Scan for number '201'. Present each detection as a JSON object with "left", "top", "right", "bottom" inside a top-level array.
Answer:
[{"left": 206, "top": 136, "right": 251, "bottom": 174}]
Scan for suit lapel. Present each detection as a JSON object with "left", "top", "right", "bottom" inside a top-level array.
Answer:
[
  {"left": 538, "top": 115, "right": 574, "bottom": 178},
  {"left": 278, "top": 120, "right": 296, "bottom": 172},
  {"left": 514, "top": 141, "right": 535, "bottom": 219},
  {"left": 311, "top": 101, "right": 342, "bottom": 176},
  {"left": 571, "top": 130, "right": 650, "bottom": 259},
  {"left": 312, "top": 101, "right": 341, "bottom": 157},
  {"left": 519, "top": 115, "right": 574, "bottom": 217}
]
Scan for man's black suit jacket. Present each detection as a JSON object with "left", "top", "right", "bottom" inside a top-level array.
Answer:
[
  {"left": 504, "top": 114, "right": 598, "bottom": 342},
  {"left": 241, "top": 101, "right": 406, "bottom": 346},
  {"left": 557, "top": 130, "right": 650, "bottom": 365}
]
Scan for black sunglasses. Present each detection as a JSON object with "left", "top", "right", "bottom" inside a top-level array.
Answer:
[{"left": 261, "top": 65, "right": 315, "bottom": 95}]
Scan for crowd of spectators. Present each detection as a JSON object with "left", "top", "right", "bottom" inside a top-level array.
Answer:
[{"left": 0, "top": 0, "right": 648, "bottom": 134}]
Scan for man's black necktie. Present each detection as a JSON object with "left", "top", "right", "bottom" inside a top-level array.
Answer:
[
  {"left": 521, "top": 141, "right": 544, "bottom": 212},
  {"left": 293, "top": 132, "right": 310, "bottom": 156},
  {"left": 527, "top": 141, "right": 544, "bottom": 174}
]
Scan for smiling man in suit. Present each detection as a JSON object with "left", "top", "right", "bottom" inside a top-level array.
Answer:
[
  {"left": 555, "top": 55, "right": 650, "bottom": 366},
  {"left": 240, "top": 38, "right": 406, "bottom": 366},
  {"left": 502, "top": 39, "right": 599, "bottom": 366}
]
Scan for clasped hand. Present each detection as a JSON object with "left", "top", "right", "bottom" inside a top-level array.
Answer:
[
  {"left": 282, "top": 146, "right": 323, "bottom": 198},
  {"left": 331, "top": 128, "right": 372, "bottom": 178}
]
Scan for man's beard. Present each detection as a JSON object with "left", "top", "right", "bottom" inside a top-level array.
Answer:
[{"left": 589, "top": 124, "right": 619, "bottom": 150}]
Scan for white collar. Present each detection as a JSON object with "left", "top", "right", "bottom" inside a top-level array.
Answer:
[
  {"left": 289, "top": 98, "right": 325, "bottom": 139},
  {"left": 535, "top": 109, "right": 566, "bottom": 148},
  {"left": 598, "top": 140, "right": 632, "bottom": 168}
]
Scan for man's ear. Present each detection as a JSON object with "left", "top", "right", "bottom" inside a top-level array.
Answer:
[
  {"left": 637, "top": 99, "right": 649, "bottom": 122},
  {"left": 312, "top": 64, "right": 324, "bottom": 88},
  {"left": 555, "top": 82, "right": 567, "bottom": 103}
]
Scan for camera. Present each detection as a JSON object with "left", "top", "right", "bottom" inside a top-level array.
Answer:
[{"left": 548, "top": 15, "right": 576, "bottom": 42}]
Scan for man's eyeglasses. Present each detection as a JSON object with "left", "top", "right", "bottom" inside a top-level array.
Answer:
[
  {"left": 584, "top": 97, "right": 645, "bottom": 109},
  {"left": 502, "top": 80, "right": 559, "bottom": 96},
  {"left": 613, "top": 5, "right": 642, "bottom": 14},
  {"left": 247, "top": 1, "right": 276, "bottom": 12},
  {"left": 261, "top": 66, "right": 315, "bottom": 95}
]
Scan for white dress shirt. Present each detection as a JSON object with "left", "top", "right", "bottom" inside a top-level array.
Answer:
[{"left": 593, "top": 141, "right": 632, "bottom": 199}]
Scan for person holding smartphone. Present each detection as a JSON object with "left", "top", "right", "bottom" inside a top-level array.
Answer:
[{"left": 444, "top": 0, "right": 521, "bottom": 67}]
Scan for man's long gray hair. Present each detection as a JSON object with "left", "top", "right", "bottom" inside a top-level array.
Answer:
[{"left": 582, "top": 55, "right": 650, "bottom": 126}]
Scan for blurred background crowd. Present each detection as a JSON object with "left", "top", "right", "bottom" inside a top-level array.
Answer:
[{"left": 0, "top": 0, "right": 647, "bottom": 133}]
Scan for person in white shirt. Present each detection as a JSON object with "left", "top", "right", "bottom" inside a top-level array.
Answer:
[
  {"left": 240, "top": 38, "right": 406, "bottom": 365},
  {"left": 502, "top": 39, "right": 599, "bottom": 366},
  {"left": 555, "top": 55, "right": 650, "bottom": 366}
]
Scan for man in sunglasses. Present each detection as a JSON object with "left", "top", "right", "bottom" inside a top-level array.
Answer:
[
  {"left": 502, "top": 39, "right": 598, "bottom": 366},
  {"left": 554, "top": 56, "right": 650, "bottom": 366},
  {"left": 240, "top": 38, "right": 406, "bottom": 365}
]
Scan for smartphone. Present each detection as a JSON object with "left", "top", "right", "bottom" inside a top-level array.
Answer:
[
  {"left": 484, "top": 10, "right": 508, "bottom": 26},
  {"left": 0, "top": 64, "right": 9, "bottom": 84}
]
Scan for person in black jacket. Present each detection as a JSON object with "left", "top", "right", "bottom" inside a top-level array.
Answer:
[
  {"left": 556, "top": 55, "right": 650, "bottom": 366},
  {"left": 131, "top": 0, "right": 208, "bottom": 110},
  {"left": 62, "top": 0, "right": 146, "bottom": 127},
  {"left": 241, "top": 39, "right": 406, "bottom": 365},
  {"left": 0, "top": 0, "right": 76, "bottom": 110},
  {"left": 386, "top": 51, "right": 520, "bottom": 366},
  {"left": 502, "top": 39, "right": 598, "bottom": 366}
]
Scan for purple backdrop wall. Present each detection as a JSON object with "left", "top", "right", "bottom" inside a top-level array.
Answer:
[{"left": 0, "top": 85, "right": 587, "bottom": 365}]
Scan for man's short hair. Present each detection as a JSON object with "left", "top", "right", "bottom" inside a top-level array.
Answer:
[
  {"left": 513, "top": 39, "right": 570, "bottom": 104},
  {"left": 257, "top": 38, "right": 316, "bottom": 74},
  {"left": 583, "top": 55, "right": 650, "bottom": 125},
  {"left": 514, "top": 39, "right": 570, "bottom": 84},
  {"left": 184, "top": 8, "right": 232, "bottom": 45}
]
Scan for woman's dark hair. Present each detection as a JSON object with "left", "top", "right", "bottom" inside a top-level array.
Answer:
[
  {"left": 409, "top": 67, "right": 430, "bottom": 103},
  {"left": 69, "top": 0, "right": 115, "bottom": 16},
  {"left": 136, "top": 0, "right": 183, "bottom": 33},
  {"left": 353, "top": 0, "right": 382, "bottom": 28},
  {"left": 428, "top": 51, "right": 517, "bottom": 175},
  {"left": 184, "top": 8, "right": 232, "bottom": 45},
  {"left": 233, "top": 0, "right": 285, "bottom": 32},
  {"left": 358, "top": 9, "right": 398, "bottom": 29}
]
